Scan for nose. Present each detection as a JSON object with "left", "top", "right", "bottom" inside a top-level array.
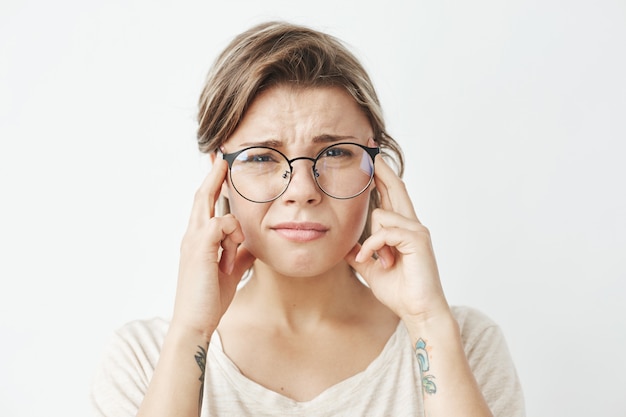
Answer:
[{"left": 280, "top": 158, "right": 322, "bottom": 205}]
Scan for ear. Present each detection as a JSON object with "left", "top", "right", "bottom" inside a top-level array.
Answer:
[{"left": 210, "top": 152, "right": 230, "bottom": 200}]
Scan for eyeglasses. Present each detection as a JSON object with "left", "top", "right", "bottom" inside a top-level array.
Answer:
[{"left": 222, "top": 142, "right": 380, "bottom": 203}]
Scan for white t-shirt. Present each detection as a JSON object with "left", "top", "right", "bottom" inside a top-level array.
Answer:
[{"left": 91, "top": 306, "right": 525, "bottom": 417}]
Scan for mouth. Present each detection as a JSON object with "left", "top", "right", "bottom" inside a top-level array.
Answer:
[{"left": 271, "top": 222, "right": 329, "bottom": 242}]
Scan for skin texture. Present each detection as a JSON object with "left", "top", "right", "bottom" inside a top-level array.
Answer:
[
  {"left": 136, "top": 85, "right": 493, "bottom": 417},
  {"left": 215, "top": 86, "right": 399, "bottom": 401},
  {"left": 221, "top": 85, "right": 374, "bottom": 279}
]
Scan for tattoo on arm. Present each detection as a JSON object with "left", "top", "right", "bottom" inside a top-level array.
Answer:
[
  {"left": 194, "top": 345, "right": 207, "bottom": 416},
  {"left": 415, "top": 338, "right": 437, "bottom": 395}
]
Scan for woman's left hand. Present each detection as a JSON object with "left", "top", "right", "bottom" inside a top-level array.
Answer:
[{"left": 345, "top": 155, "right": 451, "bottom": 322}]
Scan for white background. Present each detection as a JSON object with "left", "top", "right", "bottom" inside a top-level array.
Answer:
[{"left": 1, "top": 0, "right": 625, "bottom": 416}]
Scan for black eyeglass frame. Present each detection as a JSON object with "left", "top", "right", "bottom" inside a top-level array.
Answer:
[{"left": 222, "top": 142, "right": 380, "bottom": 203}]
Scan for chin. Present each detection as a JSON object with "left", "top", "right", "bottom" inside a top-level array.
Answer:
[{"left": 254, "top": 246, "right": 350, "bottom": 278}]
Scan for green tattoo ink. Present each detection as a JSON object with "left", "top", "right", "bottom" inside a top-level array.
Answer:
[{"left": 415, "top": 338, "right": 437, "bottom": 395}]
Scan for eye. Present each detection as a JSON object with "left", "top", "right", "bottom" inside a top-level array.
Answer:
[
  {"left": 321, "top": 146, "right": 353, "bottom": 158},
  {"left": 238, "top": 149, "right": 280, "bottom": 163},
  {"left": 249, "top": 154, "right": 275, "bottom": 162}
]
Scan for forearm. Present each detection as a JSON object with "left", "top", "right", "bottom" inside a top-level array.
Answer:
[
  {"left": 137, "top": 325, "right": 213, "bottom": 417},
  {"left": 403, "top": 312, "right": 493, "bottom": 417}
]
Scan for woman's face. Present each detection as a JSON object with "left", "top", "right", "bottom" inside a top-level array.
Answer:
[{"left": 222, "top": 85, "right": 375, "bottom": 277}]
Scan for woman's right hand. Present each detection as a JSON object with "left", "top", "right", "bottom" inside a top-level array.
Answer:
[{"left": 171, "top": 158, "right": 255, "bottom": 339}]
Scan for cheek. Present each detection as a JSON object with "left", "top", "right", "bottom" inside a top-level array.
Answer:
[
  {"left": 341, "top": 192, "right": 372, "bottom": 242},
  {"left": 227, "top": 189, "right": 265, "bottom": 244},
  {"left": 228, "top": 189, "right": 249, "bottom": 224}
]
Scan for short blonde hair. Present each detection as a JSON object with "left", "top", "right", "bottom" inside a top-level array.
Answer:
[{"left": 196, "top": 21, "right": 404, "bottom": 242}]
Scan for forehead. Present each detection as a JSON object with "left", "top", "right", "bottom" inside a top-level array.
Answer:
[{"left": 225, "top": 85, "right": 373, "bottom": 149}]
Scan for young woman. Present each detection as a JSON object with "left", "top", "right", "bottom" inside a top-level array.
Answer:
[{"left": 92, "top": 22, "right": 525, "bottom": 417}]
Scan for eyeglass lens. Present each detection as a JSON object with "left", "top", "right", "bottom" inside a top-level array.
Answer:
[{"left": 227, "top": 143, "right": 375, "bottom": 202}]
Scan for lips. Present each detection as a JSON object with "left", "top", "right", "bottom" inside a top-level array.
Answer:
[{"left": 271, "top": 222, "right": 329, "bottom": 242}]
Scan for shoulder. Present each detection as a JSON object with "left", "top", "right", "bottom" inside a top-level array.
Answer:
[
  {"left": 450, "top": 306, "right": 515, "bottom": 379},
  {"left": 95, "top": 317, "right": 170, "bottom": 376},
  {"left": 450, "top": 306, "right": 526, "bottom": 416},
  {"left": 91, "top": 318, "right": 171, "bottom": 416},
  {"left": 112, "top": 317, "right": 170, "bottom": 346},
  {"left": 97, "top": 318, "right": 169, "bottom": 378},
  {"left": 107, "top": 317, "right": 170, "bottom": 371},
  {"left": 451, "top": 305, "right": 496, "bottom": 327},
  {"left": 451, "top": 305, "right": 503, "bottom": 345}
]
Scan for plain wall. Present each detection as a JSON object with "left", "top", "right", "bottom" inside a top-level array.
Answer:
[{"left": 1, "top": 0, "right": 625, "bottom": 416}]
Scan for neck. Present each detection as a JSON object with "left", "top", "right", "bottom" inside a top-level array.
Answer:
[{"left": 238, "top": 260, "right": 367, "bottom": 331}]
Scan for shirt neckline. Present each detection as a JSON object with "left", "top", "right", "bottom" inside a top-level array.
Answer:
[{"left": 208, "top": 320, "right": 405, "bottom": 410}]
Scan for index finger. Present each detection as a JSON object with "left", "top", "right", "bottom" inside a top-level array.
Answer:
[
  {"left": 374, "top": 154, "right": 419, "bottom": 221},
  {"left": 191, "top": 158, "right": 229, "bottom": 225}
]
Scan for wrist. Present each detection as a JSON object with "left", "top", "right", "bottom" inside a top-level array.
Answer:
[
  {"left": 167, "top": 319, "right": 216, "bottom": 346},
  {"left": 400, "top": 306, "right": 459, "bottom": 337}
]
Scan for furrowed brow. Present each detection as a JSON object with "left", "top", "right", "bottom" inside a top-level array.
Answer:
[
  {"left": 312, "top": 134, "right": 358, "bottom": 143},
  {"left": 238, "top": 139, "right": 284, "bottom": 148},
  {"left": 238, "top": 135, "right": 356, "bottom": 148}
]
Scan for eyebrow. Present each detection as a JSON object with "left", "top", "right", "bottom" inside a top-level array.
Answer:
[
  {"left": 312, "top": 134, "right": 358, "bottom": 143},
  {"left": 238, "top": 134, "right": 357, "bottom": 148},
  {"left": 238, "top": 139, "right": 283, "bottom": 148}
]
